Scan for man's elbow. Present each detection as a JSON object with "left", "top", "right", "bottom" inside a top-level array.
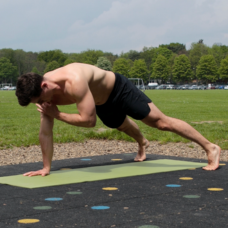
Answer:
[{"left": 86, "top": 116, "right": 96, "bottom": 128}]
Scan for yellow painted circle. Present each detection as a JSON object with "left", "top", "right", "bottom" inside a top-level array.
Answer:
[
  {"left": 18, "top": 219, "right": 40, "bottom": 224},
  {"left": 102, "top": 187, "right": 118, "bottom": 191},
  {"left": 188, "top": 168, "right": 196, "bottom": 170},
  {"left": 208, "top": 188, "right": 224, "bottom": 191},
  {"left": 219, "top": 163, "right": 226, "bottom": 166},
  {"left": 60, "top": 168, "right": 72, "bottom": 170},
  {"left": 179, "top": 177, "right": 193, "bottom": 180},
  {"left": 111, "top": 159, "right": 122, "bottom": 161}
]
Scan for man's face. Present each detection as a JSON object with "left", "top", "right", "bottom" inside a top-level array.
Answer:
[{"left": 31, "top": 87, "right": 53, "bottom": 105}]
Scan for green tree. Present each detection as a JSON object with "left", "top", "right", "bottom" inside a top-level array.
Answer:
[
  {"left": 38, "top": 50, "right": 67, "bottom": 66},
  {"left": 0, "top": 57, "right": 17, "bottom": 83},
  {"left": 103, "top": 52, "right": 118, "bottom": 65},
  {"left": 44, "top": 61, "right": 60, "bottom": 73},
  {"left": 129, "top": 59, "right": 149, "bottom": 82},
  {"left": 112, "top": 58, "right": 132, "bottom": 77},
  {"left": 208, "top": 44, "right": 226, "bottom": 68},
  {"left": 140, "top": 46, "right": 157, "bottom": 69},
  {"left": 189, "top": 42, "right": 209, "bottom": 78},
  {"left": 153, "top": 47, "right": 173, "bottom": 61},
  {"left": 120, "top": 50, "right": 141, "bottom": 62},
  {"left": 159, "top": 43, "right": 186, "bottom": 54},
  {"left": 80, "top": 50, "right": 104, "bottom": 65},
  {"left": 172, "top": 55, "right": 193, "bottom": 83},
  {"left": 31, "top": 66, "right": 40, "bottom": 74},
  {"left": 196, "top": 55, "right": 218, "bottom": 83},
  {"left": 64, "top": 59, "right": 75, "bottom": 66},
  {"left": 151, "top": 55, "right": 169, "bottom": 83},
  {"left": 218, "top": 56, "right": 228, "bottom": 80},
  {"left": 96, "top": 57, "right": 112, "bottom": 71},
  {"left": 150, "top": 47, "right": 173, "bottom": 76}
]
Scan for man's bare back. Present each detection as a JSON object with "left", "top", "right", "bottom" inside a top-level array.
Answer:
[{"left": 43, "top": 63, "right": 116, "bottom": 106}]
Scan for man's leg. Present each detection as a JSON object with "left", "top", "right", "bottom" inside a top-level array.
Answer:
[
  {"left": 141, "top": 102, "right": 221, "bottom": 170},
  {"left": 117, "top": 116, "right": 149, "bottom": 161}
]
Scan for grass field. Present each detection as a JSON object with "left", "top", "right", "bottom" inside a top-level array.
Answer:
[{"left": 0, "top": 90, "right": 228, "bottom": 149}]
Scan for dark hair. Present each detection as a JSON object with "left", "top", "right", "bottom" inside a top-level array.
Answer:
[{"left": 16, "top": 73, "right": 43, "bottom": 106}]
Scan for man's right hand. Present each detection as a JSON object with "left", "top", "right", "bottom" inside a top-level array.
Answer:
[{"left": 23, "top": 168, "right": 50, "bottom": 177}]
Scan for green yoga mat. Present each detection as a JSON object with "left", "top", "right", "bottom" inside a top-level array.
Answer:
[{"left": 0, "top": 159, "right": 207, "bottom": 189}]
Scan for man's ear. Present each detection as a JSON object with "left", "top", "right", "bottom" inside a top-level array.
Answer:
[{"left": 41, "top": 82, "right": 48, "bottom": 90}]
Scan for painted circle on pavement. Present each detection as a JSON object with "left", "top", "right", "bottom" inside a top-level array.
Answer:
[
  {"left": 188, "top": 168, "right": 196, "bottom": 170},
  {"left": 91, "top": 206, "right": 110, "bottom": 210},
  {"left": 183, "top": 195, "right": 200, "bottom": 199},
  {"left": 207, "top": 188, "right": 224, "bottom": 191},
  {"left": 45, "top": 198, "right": 63, "bottom": 201},
  {"left": 166, "top": 184, "right": 181, "bottom": 187},
  {"left": 33, "top": 206, "right": 52, "bottom": 210},
  {"left": 112, "top": 159, "right": 122, "bottom": 161},
  {"left": 179, "top": 177, "right": 193, "bottom": 180},
  {"left": 81, "top": 158, "right": 91, "bottom": 161},
  {"left": 220, "top": 163, "right": 226, "bottom": 166},
  {"left": 18, "top": 219, "right": 40, "bottom": 224},
  {"left": 60, "top": 168, "right": 72, "bottom": 170},
  {"left": 102, "top": 187, "right": 118, "bottom": 191},
  {"left": 67, "top": 191, "right": 82, "bottom": 195}
]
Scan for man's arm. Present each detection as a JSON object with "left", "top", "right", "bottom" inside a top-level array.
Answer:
[
  {"left": 23, "top": 114, "right": 54, "bottom": 177},
  {"left": 36, "top": 76, "right": 97, "bottom": 127}
]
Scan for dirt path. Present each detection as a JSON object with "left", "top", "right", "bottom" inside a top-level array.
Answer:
[{"left": 0, "top": 140, "right": 227, "bottom": 166}]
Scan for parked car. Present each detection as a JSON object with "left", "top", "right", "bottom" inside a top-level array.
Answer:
[
  {"left": 219, "top": 85, "right": 225, "bottom": 89},
  {"left": 197, "top": 85, "right": 207, "bottom": 90},
  {"left": 207, "top": 84, "right": 216, "bottom": 89},
  {"left": 8, "top": 86, "right": 16, "bottom": 90},
  {"left": 166, "top": 84, "right": 175, "bottom": 90},
  {"left": 176, "top": 85, "right": 183, "bottom": 90},
  {"left": 147, "top": 84, "right": 158, "bottom": 90},
  {"left": 155, "top": 85, "right": 167, "bottom": 90},
  {"left": 172, "top": 85, "right": 179, "bottom": 90},
  {"left": 224, "top": 85, "right": 228, "bottom": 90},
  {"left": 188, "top": 85, "right": 198, "bottom": 90},
  {"left": 1, "top": 86, "right": 10, "bottom": 90},
  {"left": 181, "top": 84, "right": 191, "bottom": 90}
]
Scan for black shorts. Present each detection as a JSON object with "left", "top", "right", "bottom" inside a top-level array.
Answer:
[{"left": 95, "top": 73, "right": 152, "bottom": 128}]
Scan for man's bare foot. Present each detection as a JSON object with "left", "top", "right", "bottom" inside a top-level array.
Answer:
[
  {"left": 202, "top": 144, "right": 221, "bottom": 171},
  {"left": 134, "top": 139, "right": 149, "bottom": 162}
]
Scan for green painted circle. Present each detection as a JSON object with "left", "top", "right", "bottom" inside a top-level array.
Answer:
[
  {"left": 138, "top": 225, "right": 160, "bottom": 228},
  {"left": 67, "top": 191, "right": 82, "bottom": 195},
  {"left": 33, "top": 206, "right": 52, "bottom": 210},
  {"left": 183, "top": 195, "right": 200, "bottom": 199}
]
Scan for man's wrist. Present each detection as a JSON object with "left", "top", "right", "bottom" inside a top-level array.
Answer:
[{"left": 54, "top": 111, "right": 61, "bottom": 120}]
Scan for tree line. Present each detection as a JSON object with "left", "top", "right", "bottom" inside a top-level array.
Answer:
[{"left": 0, "top": 40, "right": 228, "bottom": 85}]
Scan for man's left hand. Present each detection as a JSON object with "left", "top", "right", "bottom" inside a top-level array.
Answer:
[{"left": 36, "top": 102, "right": 59, "bottom": 118}]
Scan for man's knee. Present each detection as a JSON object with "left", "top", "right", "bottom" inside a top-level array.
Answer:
[
  {"left": 117, "top": 124, "right": 128, "bottom": 132},
  {"left": 154, "top": 117, "right": 172, "bottom": 131}
]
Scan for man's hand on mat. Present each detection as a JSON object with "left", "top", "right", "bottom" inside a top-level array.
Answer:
[{"left": 23, "top": 168, "right": 50, "bottom": 177}]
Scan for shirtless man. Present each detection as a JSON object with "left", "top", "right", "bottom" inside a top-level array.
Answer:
[{"left": 16, "top": 63, "right": 221, "bottom": 176}]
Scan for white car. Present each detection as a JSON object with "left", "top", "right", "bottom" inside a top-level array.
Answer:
[{"left": 224, "top": 85, "right": 228, "bottom": 90}]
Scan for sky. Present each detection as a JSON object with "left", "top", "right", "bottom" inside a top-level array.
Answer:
[{"left": 0, "top": 0, "right": 228, "bottom": 54}]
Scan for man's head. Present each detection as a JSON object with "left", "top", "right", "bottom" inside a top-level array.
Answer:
[{"left": 16, "top": 73, "right": 43, "bottom": 106}]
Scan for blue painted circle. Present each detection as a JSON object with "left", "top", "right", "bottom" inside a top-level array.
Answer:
[
  {"left": 45, "top": 198, "right": 63, "bottom": 201},
  {"left": 81, "top": 159, "right": 92, "bottom": 161},
  {"left": 166, "top": 184, "right": 181, "bottom": 188},
  {"left": 91, "top": 206, "right": 110, "bottom": 210}
]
